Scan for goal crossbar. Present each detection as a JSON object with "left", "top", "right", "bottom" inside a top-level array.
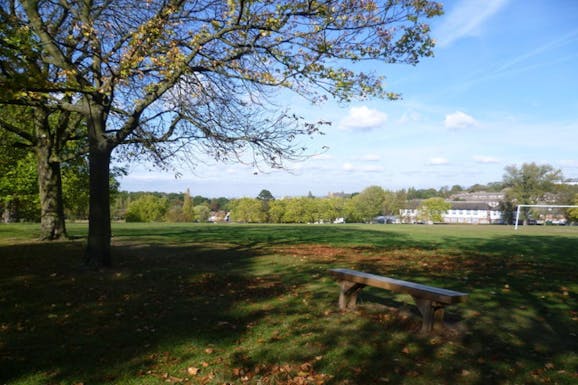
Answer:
[{"left": 514, "top": 204, "right": 578, "bottom": 230}]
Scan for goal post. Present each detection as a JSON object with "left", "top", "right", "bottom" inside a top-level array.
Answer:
[{"left": 514, "top": 204, "right": 578, "bottom": 230}]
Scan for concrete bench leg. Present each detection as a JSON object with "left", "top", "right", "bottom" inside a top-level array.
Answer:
[
  {"left": 338, "top": 281, "right": 366, "bottom": 310},
  {"left": 412, "top": 296, "right": 445, "bottom": 333}
]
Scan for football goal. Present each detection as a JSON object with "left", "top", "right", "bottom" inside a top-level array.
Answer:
[{"left": 514, "top": 204, "right": 578, "bottom": 230}]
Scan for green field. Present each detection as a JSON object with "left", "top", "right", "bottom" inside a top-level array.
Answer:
[{"left": 1, "top": 223, "right": 577, "bottom": 385}]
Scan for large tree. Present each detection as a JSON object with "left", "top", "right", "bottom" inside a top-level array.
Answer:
[
  {"left": 502, "top": 163, "right": 563, "bottom": 224},
  {"left": 0, "top": 105, "right": 85, "bottom": 238},
  {"left": 0, "top": 11, "right": 88, "bottom": 239},
  {"left": 2, "top": 0, "right": 442, "bottom": 266}
]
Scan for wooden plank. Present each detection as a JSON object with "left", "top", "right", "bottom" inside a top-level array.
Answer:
[{"left": 328, "top": 268, "right": 468, "bottom": 305}]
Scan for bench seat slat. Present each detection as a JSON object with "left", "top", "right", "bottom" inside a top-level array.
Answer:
[{"left": 329, "top": 268, "right": 467, "bottom": 305}]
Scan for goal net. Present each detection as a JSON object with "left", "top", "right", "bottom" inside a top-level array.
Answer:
[{"left": 514, "top": 204, "right": 578, "bottom": 229}]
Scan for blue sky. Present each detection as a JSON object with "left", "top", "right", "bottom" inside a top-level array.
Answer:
[{"left": 119, "top": 0, "right": 578, "bottom": 198}]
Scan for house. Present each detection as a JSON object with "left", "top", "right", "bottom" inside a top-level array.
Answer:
[
  {"left": 443, "top": 201, "right": 502, "bottom": 224},
  {"left": 400, "top": 198, "right": 503, "bottom": 224}
]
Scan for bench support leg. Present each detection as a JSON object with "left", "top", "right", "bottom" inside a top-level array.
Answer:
[
  {"left": 412, "top": 297, "right": 445, "bottom": 333},
  {"left": 337, "top": 281, "right": 366, "bottom": 310}
]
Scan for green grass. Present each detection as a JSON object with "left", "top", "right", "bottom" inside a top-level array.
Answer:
[{"left": 1, "top": 223, "right": 577, "bottom": 385}]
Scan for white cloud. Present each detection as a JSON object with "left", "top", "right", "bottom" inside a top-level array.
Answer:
[
  {"left": 444, "top": 111, "right": 479, "bottom": 129},
  {"left": 428, "top": 157, "right": 449, "bottom": 165},
  {"left": 473, "top": 155, "right": 499, "bottom": 164},
  {"left": 434, "top": 0, "right": 509, "bottom": 48},
  {"left": 339, "top": 106, "right": 387, "bottom": 131}
]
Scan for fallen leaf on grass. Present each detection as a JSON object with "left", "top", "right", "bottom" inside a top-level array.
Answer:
[{"left": 187, "top": 367, "right": 200, "bottom": 375}]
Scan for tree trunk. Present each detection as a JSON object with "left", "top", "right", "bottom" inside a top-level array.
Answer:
[
  {"left": 85, "top": 104, "right": 113, "bottom": 268},
  {"left": 85, "top": 144, "right": 112, "bottom": 267},
  {"left": 35, "top": 116, "right": 67, "bottom": 240}
]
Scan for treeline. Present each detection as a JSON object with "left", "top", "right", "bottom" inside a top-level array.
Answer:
[
  {"left": 112, "top": 184, "right": 504, "bottom": 224},
  {"left": 112, "top": 190, "right": 230, "bottom": 222},
  {"left": 229, "top": 188, "right": 403, "bottom": 224},
  {"left": 4, "top": 161, "right": 578, "bottom": 224}
]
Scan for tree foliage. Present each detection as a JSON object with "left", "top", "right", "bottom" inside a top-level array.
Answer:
[
  {"left": 125, "top": 194, "right": 169, "bottom": 222},
  {"left": 230, "top": 197, "right": 265, "bottom": 223},
  {"left": 418, "top": 197, "right": 451, "bottom": 223},
  {"left": 0, "top": 151, "right": 39, "bottom": 222},
  {"left": 352, "top": 185, "right": 386, "bottom": 222},
  {"left": 502, "top": 163, "right": 563, "bottom": 224},
  {"left": 502, "top": 163, "right": 562, "bottom": 205},
  {"left": 1, "top": 0, "right": 442, "bottom": 265}
]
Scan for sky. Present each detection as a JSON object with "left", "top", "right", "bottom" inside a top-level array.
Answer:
[{"left": 118, "top": 0, "right": 578, "bottom": 198}]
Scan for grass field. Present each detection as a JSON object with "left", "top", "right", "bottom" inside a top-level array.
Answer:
[{"left": 1, "top": 223, "right": 577, "bottom": 385}]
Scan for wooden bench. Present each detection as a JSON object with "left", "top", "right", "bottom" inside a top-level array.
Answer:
[{"left": 328, "top": 268, "right": 468, "bottom": 333}]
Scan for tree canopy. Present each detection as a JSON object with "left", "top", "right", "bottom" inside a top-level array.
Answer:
[
  {"left": 1, "top": 0, "right": 443, "bottom": 266},
  {"left": 502, "top": 163, "right": 563, "bottom": 205}
]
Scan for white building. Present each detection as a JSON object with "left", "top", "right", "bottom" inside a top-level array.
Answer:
[
  {"left": 443, "top": 201, "right": 502, "bottom": 224},
  {"left": 400, "top": 200, "right": 503, "bottom": 224}
]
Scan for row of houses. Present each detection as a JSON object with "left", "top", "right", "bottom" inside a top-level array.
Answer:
[
  {"left": 399, "top": 201, "right": 504, "bottom": 224},
  {"left": 398, "top": 191, "right": 505, "bottom": 224}
]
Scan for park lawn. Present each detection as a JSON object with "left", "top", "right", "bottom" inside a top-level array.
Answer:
[{"left": 0, "top": 223, "right": 577, "bottom": 385}]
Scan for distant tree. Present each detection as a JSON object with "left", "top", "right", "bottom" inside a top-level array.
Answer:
[
  {"left": 467, "top": 184, "right": 486, "bottom": 192},
  {"left": 449, "top": 185, "right": 464, "bottom": 195},
  {"left": 498, "top": 200, "right": 517, "bottom": 225},
  {"left": 269, "top": 199, "right": 287, "bottom": 224},
  {"left": 407, "top": 187, "right": 438, "bottom": 200},
  {"left": 418, "top": 197, "right": 450, "bottom": 223},
  {"left": 383, "top": 190, "right": 406, "bottom": 216},
  {"left": 568, "top": 194, "right": 578, "bottom": 223},
  {"left": 182, "top": 189, "right": 194, "bottom": 222},
  {"left": 193, "top": 204, "right": 211, "bottom": 222},
  {"left": 302, "top": 197, "right": 322, "bottom": 223},
  {"left": 230, "top": 198, "right": 264, "bottom": 223},
  {"left": 502, "top": 163, "right": 563, "bottom": 224},
  {"left": 125, "top": 195, "right": 168, "bottom": 222},
  {"left": 0, "top": 152, "right": 39, "bottom": 222},
  {"left": 213, "top": 197, "right": 231, "bottom": 212},
  {"left": 256, "top": 189, "right": 275, "bottom": 222},
  {"left": 192, "top": 196, "right": 209, "bottom": 207},
  {"left": 257, "top": 189, "right": 275, "bottom": 201},
  {"left": 283, "top": 197, "right": 308, "bottom": 223},
  {"left": 320, "top": 197, "right": 346, "bottom": 224},
  {"left": 353, "top": 186, "right": 386, "bottom": 222},
  {"left": 485, "top": 182, "right": 505, "bottom": 192}
]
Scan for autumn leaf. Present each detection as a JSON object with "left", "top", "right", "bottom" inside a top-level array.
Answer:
[{"left": 187, "top": 367, "right": 200, "bottom": 375}]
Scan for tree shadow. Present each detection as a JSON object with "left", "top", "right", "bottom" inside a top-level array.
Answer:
[
  {"left": 0, "top": 239, "right": 276, "bottom": 383},
  {"left": 1, "top": 227, "right": 576, "bottom": 384}
]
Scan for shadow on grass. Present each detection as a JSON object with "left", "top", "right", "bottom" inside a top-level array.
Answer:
[
  {"left": 1, "top": 225, "right": 576, "bottom": 384},
  {"left": 0, "top": 239, "right": 277, "bottom": 384}
]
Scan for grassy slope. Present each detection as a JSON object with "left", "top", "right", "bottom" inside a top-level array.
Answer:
[{"left": 0, "top": 223, "right": 577, "bottom": 385}]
